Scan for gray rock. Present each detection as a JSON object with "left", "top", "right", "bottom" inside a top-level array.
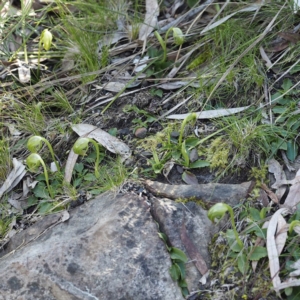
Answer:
[
  {"left": 0, "top": 192, "right": 184, "bottom": 300},
  {"left": 145, "top": 180, "right": 252, "bottom": 208},
  {"left": 151, "top": 197, "right": 214, "bottom": 292}
]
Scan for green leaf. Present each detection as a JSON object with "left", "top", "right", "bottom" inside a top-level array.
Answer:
[
  {"left": 73, "top": 177, "right": 82, "bottom": 188},
  {"left": 226, "top": 230, "right": 243, "bottom": 252},
  {"left": 187, "top": 0, "right": 198, "bottom": 8},
  {"left": 153, "top": 89, "right": 163, "bottom": 98},
  {"left": 237, "top": 253, "right": 248, "bottom": 274},
  {"left": 170, "top": 247, "right": 188, "bottom": 263},
  {"left": 181, "top": 286, "right": 189, "bottom": 297},
  {"left": 185, "top": 137, "right": 200, "bottom": 147},
  {"left": 38, "top": 202, "right": 53, "bottom": 214},
  {"left": 285, "top": 287, "right": 293, "bottom": 296},
  {"left": 158, "top": 232, "right": 168, "bottom": 243},
  {"left": 271, "top": 92, "right": 283, "bottom": 102},
  {"left": 74, "top": 163, "right": 84, "bottom": 173},
  {"left": 169, "top": 263, "right": 181, "bottom": 281},
  {"left": 36, "top": 174, "right": 46, "bottom": 181},
  {"left": 189, "top": 160, "right": 210, "bottom": 169},
  {"left": 260, "top": 207, "right": 267, "bottom": 219},
  {"left": 108, "top": 128, "right": 117, "bottom": 136},
  {"left": 181, "top": 140, "right": 190, "bottom": 167},
  {"left": 172, "top": 149, "right": 181, "bottom": 160},
  {"left": 27, "top": 195, "right": 38, "bottom": 207},
  {"left": 282, "top": 78, "right": 293, "bottom": 92},
  {"left": 177, "top": 261, "right": 186, "bottom": 279},
  {"left": 249, "top": 207, "right": 261, "bottom": 221},
  {"left": 228, "top": 251, "right": 238, "bottom": 258},
  {"left": 33, "top": 184, "right": 50, "bottom": 199},
  {"left": 89, "top": 189, "right": 102, "bottom": 195},
  {"left": 178, "top": 278, "right": 188, "bottom": 288},
  {"left": 289, "top": 65, "right": 300, "bottom": 74},
  {"left": 287, "top": 140, "right": 298, "bottom": 162},
  {"left": 254, "top": 228, "right": 267, "bottom": 239},
  {"left": 84, "top": 173, "right": 97, "bottom": 181},
  {"left": 249, "top": 246, "right": 268, "bottom": 261},
  {"left": 272, "top": 106, "right": 288, "bottom": 114}
]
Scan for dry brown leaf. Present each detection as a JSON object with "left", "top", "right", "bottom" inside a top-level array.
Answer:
[
  {"left": 278, "top": 32, "right": 300, "bottom": 43},
  {"left": 139, "top": 0, "right": 159, "bottom": 42},
  {"left": 261, "top": 183, "right": 279, "bottom": 204},
  {"left": 267, "top": 208, "right": 290, "bottom": 290}
]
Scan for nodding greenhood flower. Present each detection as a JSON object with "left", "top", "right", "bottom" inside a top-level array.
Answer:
[
  {"left": 289, "top": 220, "right": 300, "bottom": 234},
  {"left": 208, "top": 203, "right": 230, "bottom": 222},
  {"left": 154, "top": 27, "right": 185, "bottom": 63},
  {"left": 179, "top": 112, "right": 197, "bottom": 146},
  {"left": 27, "top": 136, "right": 60, "bottom": 172},
  {"left": 171, "top": 28, "right": 184, "bottom": 46},
  {"left": 208, "top": 203, "right": 243, "bottom": 249},
  {"left": 40, "top": 29, "right": 53, "bottom": 51},
  {"left": 73, "top": 138, "right": 100, "bottom": 178},
  {"left": 26, "top": 153, "right": 53, "bottom": 198}
]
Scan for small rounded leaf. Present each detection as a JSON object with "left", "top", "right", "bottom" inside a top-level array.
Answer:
[
  {"left": 172, "top": 28, "right": 184, "bottom": 46},
  {"left": 208, "top": 203, "right": 229, "bottom": 223},
  {"left": 26, "top": 153, "right": 42, "bottom": 172},
  {"left": 73, "top": 138, "right": 90, "bottom": 155}
]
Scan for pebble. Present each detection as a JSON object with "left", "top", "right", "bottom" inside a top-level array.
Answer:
[
  {"left": 189, "top": 148, "right": 199, "bottom": 162},
  {"left": 135, "top": 127, "right": 147, "bottom": 138},
  {"left": 170, "top": 131, "right": 180, "bottom": 139},
  {"left": 118, "top": 128, "right": 130, "bottom": 137}
]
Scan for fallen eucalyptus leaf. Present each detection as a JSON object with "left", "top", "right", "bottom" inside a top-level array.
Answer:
[
  {"left": 72, "top": 123, "right": 131, "bottom": 161},
  {"left": 0, "top": 158, "right": 26, "bottom": 200},
  {"left": 182, "top": 171, "right": 198, "bottom": 185},
  {"left": 167, "top": 106, "right": 250, "bottom": 120}
]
